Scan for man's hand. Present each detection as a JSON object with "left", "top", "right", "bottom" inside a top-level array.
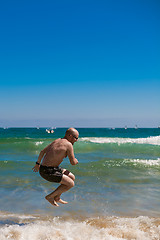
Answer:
[{"left": 32, "top": 164, "right": 40, "bottom": 172}]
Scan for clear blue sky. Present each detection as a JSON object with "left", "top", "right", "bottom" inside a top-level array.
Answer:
[{"left": 0, "top": 0, "right": 160, "bottom": 127}]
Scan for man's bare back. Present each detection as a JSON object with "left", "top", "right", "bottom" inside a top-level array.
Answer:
[{"left": 42, "top": 138, "right": 71, "bottom": 167}]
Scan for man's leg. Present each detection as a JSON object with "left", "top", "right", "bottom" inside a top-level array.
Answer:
[
  {"left": 54, "top": 171, "right": 75, "bottom": 204},
  {"left": 45, "top": 174, "right": 74, "bottom": 207},
  {"left": 67, "top": 172, "right": 75, "bottom": 181},
  {"left": 62, "top": 168, "right": 75, "bottom": 181}
]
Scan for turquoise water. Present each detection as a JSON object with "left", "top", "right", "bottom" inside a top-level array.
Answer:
[{"left": 0, "top": 128, "right": 160, "bottom": 239}]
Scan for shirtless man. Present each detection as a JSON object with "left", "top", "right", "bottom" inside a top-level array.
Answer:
[{"left": 32, "top": 128, "right": 79, "bottom": 207}]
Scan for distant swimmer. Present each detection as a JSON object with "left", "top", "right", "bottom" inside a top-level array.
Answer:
[
  {"left": 32, "top": 128, "right": 79, "bottom": 207},
  {"left": 46, "top": 129, "right": 54, "bottom": 133}
]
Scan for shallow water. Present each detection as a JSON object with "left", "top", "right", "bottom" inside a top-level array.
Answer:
[{"left": 0, "top": 128, "right": 160, "bottom": 239}]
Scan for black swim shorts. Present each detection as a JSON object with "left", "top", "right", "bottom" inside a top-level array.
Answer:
[{"left": 39, "top": 165, "right": 69, "bottom": 183}]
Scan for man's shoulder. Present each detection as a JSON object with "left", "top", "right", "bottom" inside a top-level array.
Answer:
[
  {"left": 61, "top": 139, "right": 73, "bottom": 148},
  {"left": 55, "top": 138, "right": 72, "bottom": 146},
  {"left": 62, "top": 139, "right": 72, "bottom": 145}
]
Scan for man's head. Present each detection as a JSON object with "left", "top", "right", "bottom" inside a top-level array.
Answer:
[{"left": 65, "top": 128, "right": 79, "bottom": 145}]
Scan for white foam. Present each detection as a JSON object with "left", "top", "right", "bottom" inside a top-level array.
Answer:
[
  {"left": 0, "top": 215, "right": 159, "bottom": 240},
  {"left": 0, "top": 211, "right": 37, "bottom": 220},
  {"left": 35, "top": 141, "right": 43, "bottom": 146},
  {"left": 127, "top": 158, "right": 160, "bottom": 166},
  {"left": 81, "top": 136, "right": 160, "bottom": 145}
]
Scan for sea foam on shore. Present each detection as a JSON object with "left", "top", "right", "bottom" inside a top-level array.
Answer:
[{"left": 0, "top": 212, "right": 160, "bottom": 240}]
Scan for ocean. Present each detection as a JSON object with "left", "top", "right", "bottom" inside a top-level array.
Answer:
[{"left": 0, "top": 127, "right": 160, "bottom": 240}]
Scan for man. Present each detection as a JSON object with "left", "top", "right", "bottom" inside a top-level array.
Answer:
[{"left": 32, "top": 128, "right": 79, "bottom": 207}]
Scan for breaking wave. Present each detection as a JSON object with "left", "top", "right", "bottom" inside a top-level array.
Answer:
[
  {"left": 0, "top": 212, "right": 160, "bottom": 240},
  {"left": 81, "top": 136, "right": 160, "bottom": 145}
]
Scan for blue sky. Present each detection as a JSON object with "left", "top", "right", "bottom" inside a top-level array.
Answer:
[{"left": 0, "top": 0, "right": 160, "bottom": 127}]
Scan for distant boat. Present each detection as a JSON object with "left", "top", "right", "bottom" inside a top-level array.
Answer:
[
  {"left": 135, "top": 125, "right": 138, "bottom": 129},
  {"left": 46, "top": 129, "right": 54, "bottom": 134},
  {"left": 124, "top": 126, "right": 127, "bottom": 130}
]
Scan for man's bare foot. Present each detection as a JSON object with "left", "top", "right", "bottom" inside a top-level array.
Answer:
[
  {"left": 45, "top": 196, "right": 59, "bottom": 207},
  {"left": 55, "top": 197, "right": 68, "bottom": 204}
]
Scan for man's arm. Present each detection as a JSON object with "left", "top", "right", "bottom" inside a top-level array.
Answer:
[
  {"left": 32, "top": 144, "right": 50, "bottom": 172},
  {"left": 67, "top": 143, "right": 78, "bottom": 165},
  {"left": 36, "top": 148, "right": 46, "bottom": 164}
]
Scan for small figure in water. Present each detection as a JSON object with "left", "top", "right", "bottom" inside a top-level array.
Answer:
[
  {"left": 32, "top": 128, "right": 79, "bottom": 207},
  {"left": 46, "top": 129, "right": 54, "bottom": 133}
]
